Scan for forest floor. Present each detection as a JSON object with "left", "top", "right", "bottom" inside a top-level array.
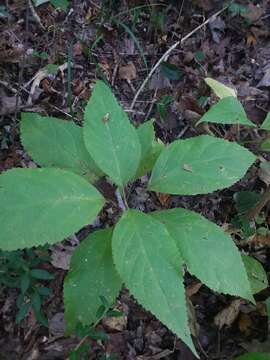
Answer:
[{"left": 1, "top": 0, "right": 270, "bottom": 359}]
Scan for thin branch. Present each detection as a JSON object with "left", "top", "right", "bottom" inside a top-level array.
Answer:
[{"left": 130, "top": 3, "right": 230, "bottom": 110}]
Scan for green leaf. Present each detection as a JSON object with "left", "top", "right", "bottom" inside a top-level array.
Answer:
[
  {"left": 228, "top": 3, "right": 249, "bottom": 17},
  {"left": 234, "top": 191, "right": 261, "bottom": 215},
  {"left": 64, "top": 228, "right": 122, "bottom": 332},
  {"left": 194, "top": 51, "right": 205, "bottom": 62},
  {"left": 151, "top": 208, "right": 254, "bottom": 302},
  {"left": 50, "top": 0, "right": 69, "bottom": 10},
  {"left": 205, "top": 78, "right": 237, "bottom": 99},
  {"left": 83, "top": 81, "right": 141, "bottom": 187},
  {"left": 112, "top": 210, "right": 196, "bottom": 355},
  {"left": 157, "top": 95, "right": 173, "bottom": 121},
  {"left": 260, "top": 113, "right": 270, "bottom": 131},
  {"left": 36, "top": 286, "right": 52, "bottom": 296},
  {"left": 0, "top": 168, "right": 104, "bottom": 251},
  {"left": 30, "top": 269, "right": 54, "bottom": 280},
  {"left": 135, "top": 120, "right": 164, "bottom": 178},
  {"left": 44, "top": 64, "right": 59, "bottom": 75},
  {"left": 242, "top": 255, "right": 268, "bottom": 294},
  {"left": 266, "top": 298, "right": 270, "bottom": 318},
  {"left": 160, "top": 62, "right": 182, "bottom": 81},
  {"left": 16, "top": 302, "right": 31, "bottom": 323},
  {"left": 21, "top": 113, "right": 103, "bottom": 182},
  {"left": 260, "top": 139, "right": 270, "bottom": 152},
  {"left": 34, "top": 0, "right": 49, "bottom": 6},
  {"left": 197, "top": 97, "right": 255, "bottom": 127},
  {"left": 149, "top": 135, "right": 256, "bottom": 195},
  {"left": 235, "top": 353, "right": 270, "bottom": 360},
  {"left": 20, "top": 273, "right": 30, "bottom": 294}
]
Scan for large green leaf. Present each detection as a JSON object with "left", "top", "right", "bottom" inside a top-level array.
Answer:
[
  {"left": 112, "top": 210, "right": 196, "bottom": 354},
  {"left": 242, "top": 254, "right": 268, "bottom": 294},
  {"left": 83, "top": 81, "right": 141, "bottom": 187},
  {"left": 64, "top": 228, "right": 122, "bottom": 332},
  {"left": 260, "top": 112, "right": 270, "bottom": 131},
  {"left": 135, "top": 120, "right": 164, "bottom": 178},
  {"left": 0, "top": 168, "right": 104, "bottom": 250},
  {"left": 151, "top": 208, "right": 254, "bottom": 302},
  {"left": 197, "top": 96, "right": 255, "bottom": 127},
  {"left": 205, "top": 78, "right": 237, "bottom": 99},
  {"left": 148, "top": 135, "right": 256, "bottom": 195},
  {"left": 21, "top": 113, "right": 103, "bottom": 182}
]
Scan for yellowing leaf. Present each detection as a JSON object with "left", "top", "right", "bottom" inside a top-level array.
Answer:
[{"left": 205, "top": 77, "right": 237, "bottom": 99}]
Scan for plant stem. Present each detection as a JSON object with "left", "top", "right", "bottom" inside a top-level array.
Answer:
[
  {"left": 121, "top": 187, "right": 129, "bottom": 210},
  {"left": 73, "top": 311, "right": 105, "bottom": 353}
]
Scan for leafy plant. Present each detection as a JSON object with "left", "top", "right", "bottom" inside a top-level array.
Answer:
[
  {"left": 0, "top": 247, "right": 53, "bottom": 325},
  {"left": 156, "top": 95, "right": 173, "bottom": 122},
  {"left": 0, "top": 80, "right": 263, "bottom": 355},
  {"left": 69, "top": 302, "right": 122, "bottom": 360}
]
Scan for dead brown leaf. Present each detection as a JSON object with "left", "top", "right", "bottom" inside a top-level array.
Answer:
[
  {"left": 246, "top": 33, "right": 257, "bottom": 47},
  {"left": 73, "top": 41, "right": 83, "bottom": 57},
  {"left": 102, "top": 313, "right": 127, "bottom": 332},
  {"left": 187, "top": 297, "right": 200, "bottom": 337},
  {"left": 0, "top": 92, "right": 21, "bottom": 115},
  {"left": 118, "top": 62, "right": 137, "bottom": 81},
  {"left": 248, "top": 233, "right": 270, "bottom": 247},
  {"left": 244, "top": 3, "right": 264, "bottom": 23},
  {"left": 238, "top": 313, "right": 252, "bottom": 334},
  {"left": 186, "top": 282, "right": 202, "bottom": 297},
  {"left": 156, "top": 193, "right": 171, "bottom": 208},
  {"left": 214, "top": 299, "right": 244, "bottom": 329}
]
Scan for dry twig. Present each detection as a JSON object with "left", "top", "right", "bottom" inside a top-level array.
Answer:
[{"left": 130, "top": 4, "right": 230, "bottom": 110}]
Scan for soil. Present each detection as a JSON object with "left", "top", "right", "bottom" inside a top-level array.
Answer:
[{"left": 0, "top": 0, "right": 270, "bottom": 359}]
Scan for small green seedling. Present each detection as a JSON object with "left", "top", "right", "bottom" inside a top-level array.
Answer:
[
  {"left": 0, "top": 79, "right": 266, "bottom": 355},
  {"left": 0, "top": 247, "right": 53, "bottom": 325},
  {"left": 69, "top": 299, "right": 122, "bottom": 360},
  {"left": 156, "top": 95, "right": 173, "bottom": 121}
]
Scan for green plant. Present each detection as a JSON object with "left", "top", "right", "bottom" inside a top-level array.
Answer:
[
  {"left": 0, "top": 80, "right": 265, "bottom": 355},
  {"left": 156, "top": 95, "right": 173, "bottom": 121},
  {"left": 69, "top": 301, "right": 122, "bottom": 360},
  {"left": 0, "top": 247, "right": 53, "bottom": 325}
]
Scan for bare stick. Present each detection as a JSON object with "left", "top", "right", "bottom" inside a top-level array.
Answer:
[
  {"left": 28, "top": 0, "right": 45, "bottom": 31},
  {"left": 130, "top": 4, "right": 230, "bottom": 110}
]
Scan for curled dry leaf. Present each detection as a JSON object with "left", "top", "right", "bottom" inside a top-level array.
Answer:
[
  {"left": 248, "top": 233, "right": 270, "bottom": 247},
  {"left": 238, "top": 313, "right": 252, "bottom": 334},
  {"left": 214, "top": 299, "right": 244, "bottom": 329},
  {"left": 186, "top": 282, "right": 202, "bottom": 297},
  {"left": 50, "top": 245, "right": 74, "bottom": 270},
  {"left": 0, "top": 93, "right": 22, "bottom": 115},
  {"left": 156, "top": 192, "right": 171, "bottom": 208},
  {"left": 102, "top": 312, "right": 127, "bottom": 332},
  {"left": 118, "top": 62, "right": 137, "bottom": 82}
]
